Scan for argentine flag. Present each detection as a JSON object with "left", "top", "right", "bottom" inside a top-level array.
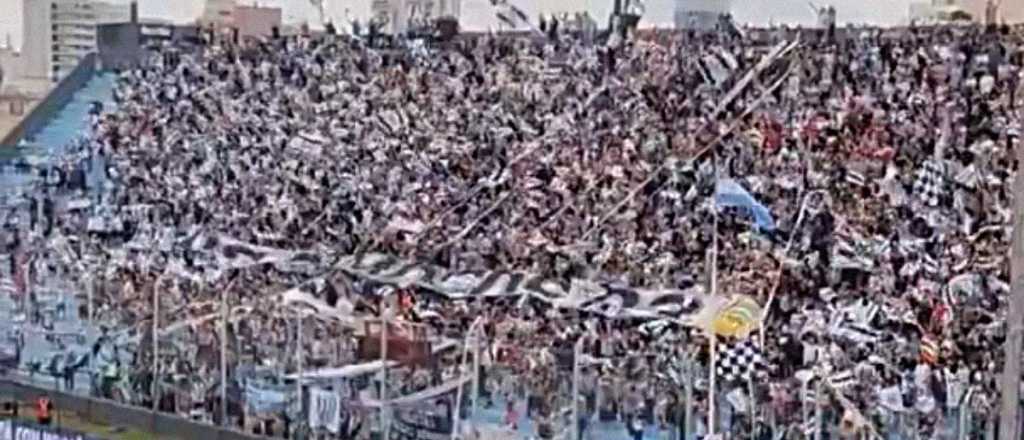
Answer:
[{"left": 714, "top": 179, "right": 776, "bottom": 231}]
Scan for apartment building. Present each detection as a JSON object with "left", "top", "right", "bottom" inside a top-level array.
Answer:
[
  {"left": 200, "top": 0, "right": 238, "bottom": 26},
  {"left": 200, "top": 0, "right": 282, "bottom": 39},
  {"left": 22, "top": 0, "right": 132, "bottom": 81}
]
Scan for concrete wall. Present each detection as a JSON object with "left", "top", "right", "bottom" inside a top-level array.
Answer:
[
  {"left": 0, "top": 378, "right": 263, "bottom": 440},
  {"left": 97, "top": 24, "right": 142, "bottom": 72},
  {"left": 0, "top": 48, "right": 26, "bottom": 81},
  {"left": 0, "top": 53, "right": 96, "bottom": 148},
  {"left": 958, "top": 0, "right": 1024, "bottom": 23},
  {"left": 235, "top": 6, "right": 283, "bottom": 39}
]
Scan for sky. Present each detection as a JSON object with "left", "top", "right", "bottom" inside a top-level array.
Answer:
[{"left": 0, "top": 0, "right": 917, "bottom": 53}]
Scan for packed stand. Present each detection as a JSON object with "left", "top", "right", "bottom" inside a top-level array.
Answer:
[{"left": 1, "top": 21, "right": 1023, "bottom": 440}]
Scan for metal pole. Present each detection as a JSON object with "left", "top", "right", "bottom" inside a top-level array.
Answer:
[
  {"left": 571, "top": 337, "right": 584, "bottom": 440},
  {"left": 451, "top": 318, "right": 481, "bottom": 440},
  {"left": 708, "top": 334, "right": 717, "bottom": 438},
  {"left": 748, "top": 376, "right": 755, "bottom": 439},
  {"left": 707, "top": 151, "right": 720, "bottom": 438},
  {"left": 1000, "top": 124, "right": 1024, "bottom": 440},
  {"left": 86, "top": 273, "right": 93, "bottom": 327},
  {"left": 380, "top": 299, "right": 391, "bottom": 440},
  {"left": 814, "top": 381, "right": 823, "bottom": 440},
  {"left": 220, "top": 281, "right": 228, "bottom": 427},
  {"left": 151, "top": 275, "right": 160, "bottom": 412},
  {"left": 684, "top": 355, "right": 693, "bottom": 440},
  {"left": 959, "top": 390, "right": 971, "bottom": 440},
  {"left": 296, "top": 312, "right": 303, "bottom": 430},
  {"left": 470, "top": 331, "right": 480, "bottom": 426},
  {"left": 450, "top": 342, "right": 470, "bottom": 440},
  {"left": 802, "top": 380, "right": 810, "bottom": 439}
]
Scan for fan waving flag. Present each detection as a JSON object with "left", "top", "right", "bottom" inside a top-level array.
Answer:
[
  {"left": 715, "top": 179, "right": 776, "bottom": 230},
  {"left": 913, "top": 159, "right": 948, "bottom": 207},
  {"left": 716, "top": 338, "right": 768, "bottom": 383}
]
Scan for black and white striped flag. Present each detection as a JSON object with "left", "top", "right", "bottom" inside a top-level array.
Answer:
[
  {"left": 845, "top": 169, "right": 866, "bottom": 187},
  {"left": 491, "top": 0, "right": 531, "bottom": 30},
  {"left": 697, "top": 48, "right": 740, "bottom": 87},
  {"left": 829, "top": 322, "right": 881, "bottom": 344}
]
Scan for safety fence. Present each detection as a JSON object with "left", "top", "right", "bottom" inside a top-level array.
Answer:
[
  {"left": 0, "top": 418, "right": 100, "bottom": 440},
  {"left": 444, "top": 357, "right": 1013, "bottom": 440},
  {"left": 0, "top": 377, "right": 262, "bottom": 440}
]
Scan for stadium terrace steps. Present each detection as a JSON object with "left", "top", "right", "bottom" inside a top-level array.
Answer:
[
  {"left": 0, "top": 73, "right": 117, "bottom": 190},
  {"left": 29, "top": 73, "right": 117, "bottom": 156}
]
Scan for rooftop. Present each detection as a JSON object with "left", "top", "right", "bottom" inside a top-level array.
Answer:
[{"left": 0, "top": 77, "right": 52, "bottom": 146}]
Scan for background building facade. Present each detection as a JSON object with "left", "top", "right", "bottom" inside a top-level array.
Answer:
[
  {"left": 21, "top": 0, "right": 132, "bottom": 81},
  {"left": 909, "top": 0, "right": 1024, "bottom": 23},
  {"left": 200, "top": 1, "right": 281, "bottom": 39},
  {"left": 200, "top": 0, "right": 238, "bottom": 26},
  {"left": 371, "top": 0, "right": 462, "bottom": 34},
  {"left": 673, "top": 0, "right": 732, "bottom": 30},
  {"left": 234, "top": 4, "right": 282, "bottom": 39}
]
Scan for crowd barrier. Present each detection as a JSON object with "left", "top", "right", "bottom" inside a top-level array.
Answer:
[
  {"left": 0, "top": 418, "right": 99, "bottom": 440},
  {"left": 454, "top": 359, "right": 1015, "bottom": 440},
  {"left": 0, "top": 378, "right": 262, "bottom": 440}
]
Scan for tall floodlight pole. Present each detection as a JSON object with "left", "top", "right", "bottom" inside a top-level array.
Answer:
[{"left": 999, "top": 115, "right": 1024, "bottom": 440}]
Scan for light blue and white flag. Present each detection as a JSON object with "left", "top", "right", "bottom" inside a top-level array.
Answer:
[{"left": 715, "top": 179, "right": 776, "bottom": 230}]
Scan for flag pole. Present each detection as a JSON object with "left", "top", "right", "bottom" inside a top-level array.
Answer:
[
  {"left": 151, "top": 273, "right": 162, "bottom": 412},
  {"left": 380, "top": 297, "right": 391, "bottom": 440},
  {"left": 814, "top": 379, "right": 824, "bottom": 440},
  {"left": 748, "top": 375, "right": 755, "bottom": 438},
  {"left": 295, "top": 310, "right": 303, "bottom": 430},
  {"left": 708, "top": 333, "right": 717, "bottom": 437},
  {"left": 220, "top": 277, "right": 229, "bottom": 427},
  {"left": 571, "top": 336, "right": 585, "bottom": 440},
  {"left": 451, "top": 317, "right": 482, "bottom": 440},
  {"left": 708, "top": 150, "right": 720, "bottom": 437},
  {"left": 471, "top": 330, "right": 480, "bottom": 426}
]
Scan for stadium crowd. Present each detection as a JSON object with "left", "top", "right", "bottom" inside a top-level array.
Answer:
[{"left": 3, "top": 17, "right": 1024, "bottom": 440}]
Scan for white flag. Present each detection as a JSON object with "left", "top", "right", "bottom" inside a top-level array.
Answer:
[{"left": 309, "top": 388, "right": 341, "bottom": 434}]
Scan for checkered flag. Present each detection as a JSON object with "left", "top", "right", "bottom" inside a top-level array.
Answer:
[
  {"left": 716, "top": 339, "right": 768, "bottom": 383},
  {"left": 912, "top": 159, "right": 948, "bottom": 207}
]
